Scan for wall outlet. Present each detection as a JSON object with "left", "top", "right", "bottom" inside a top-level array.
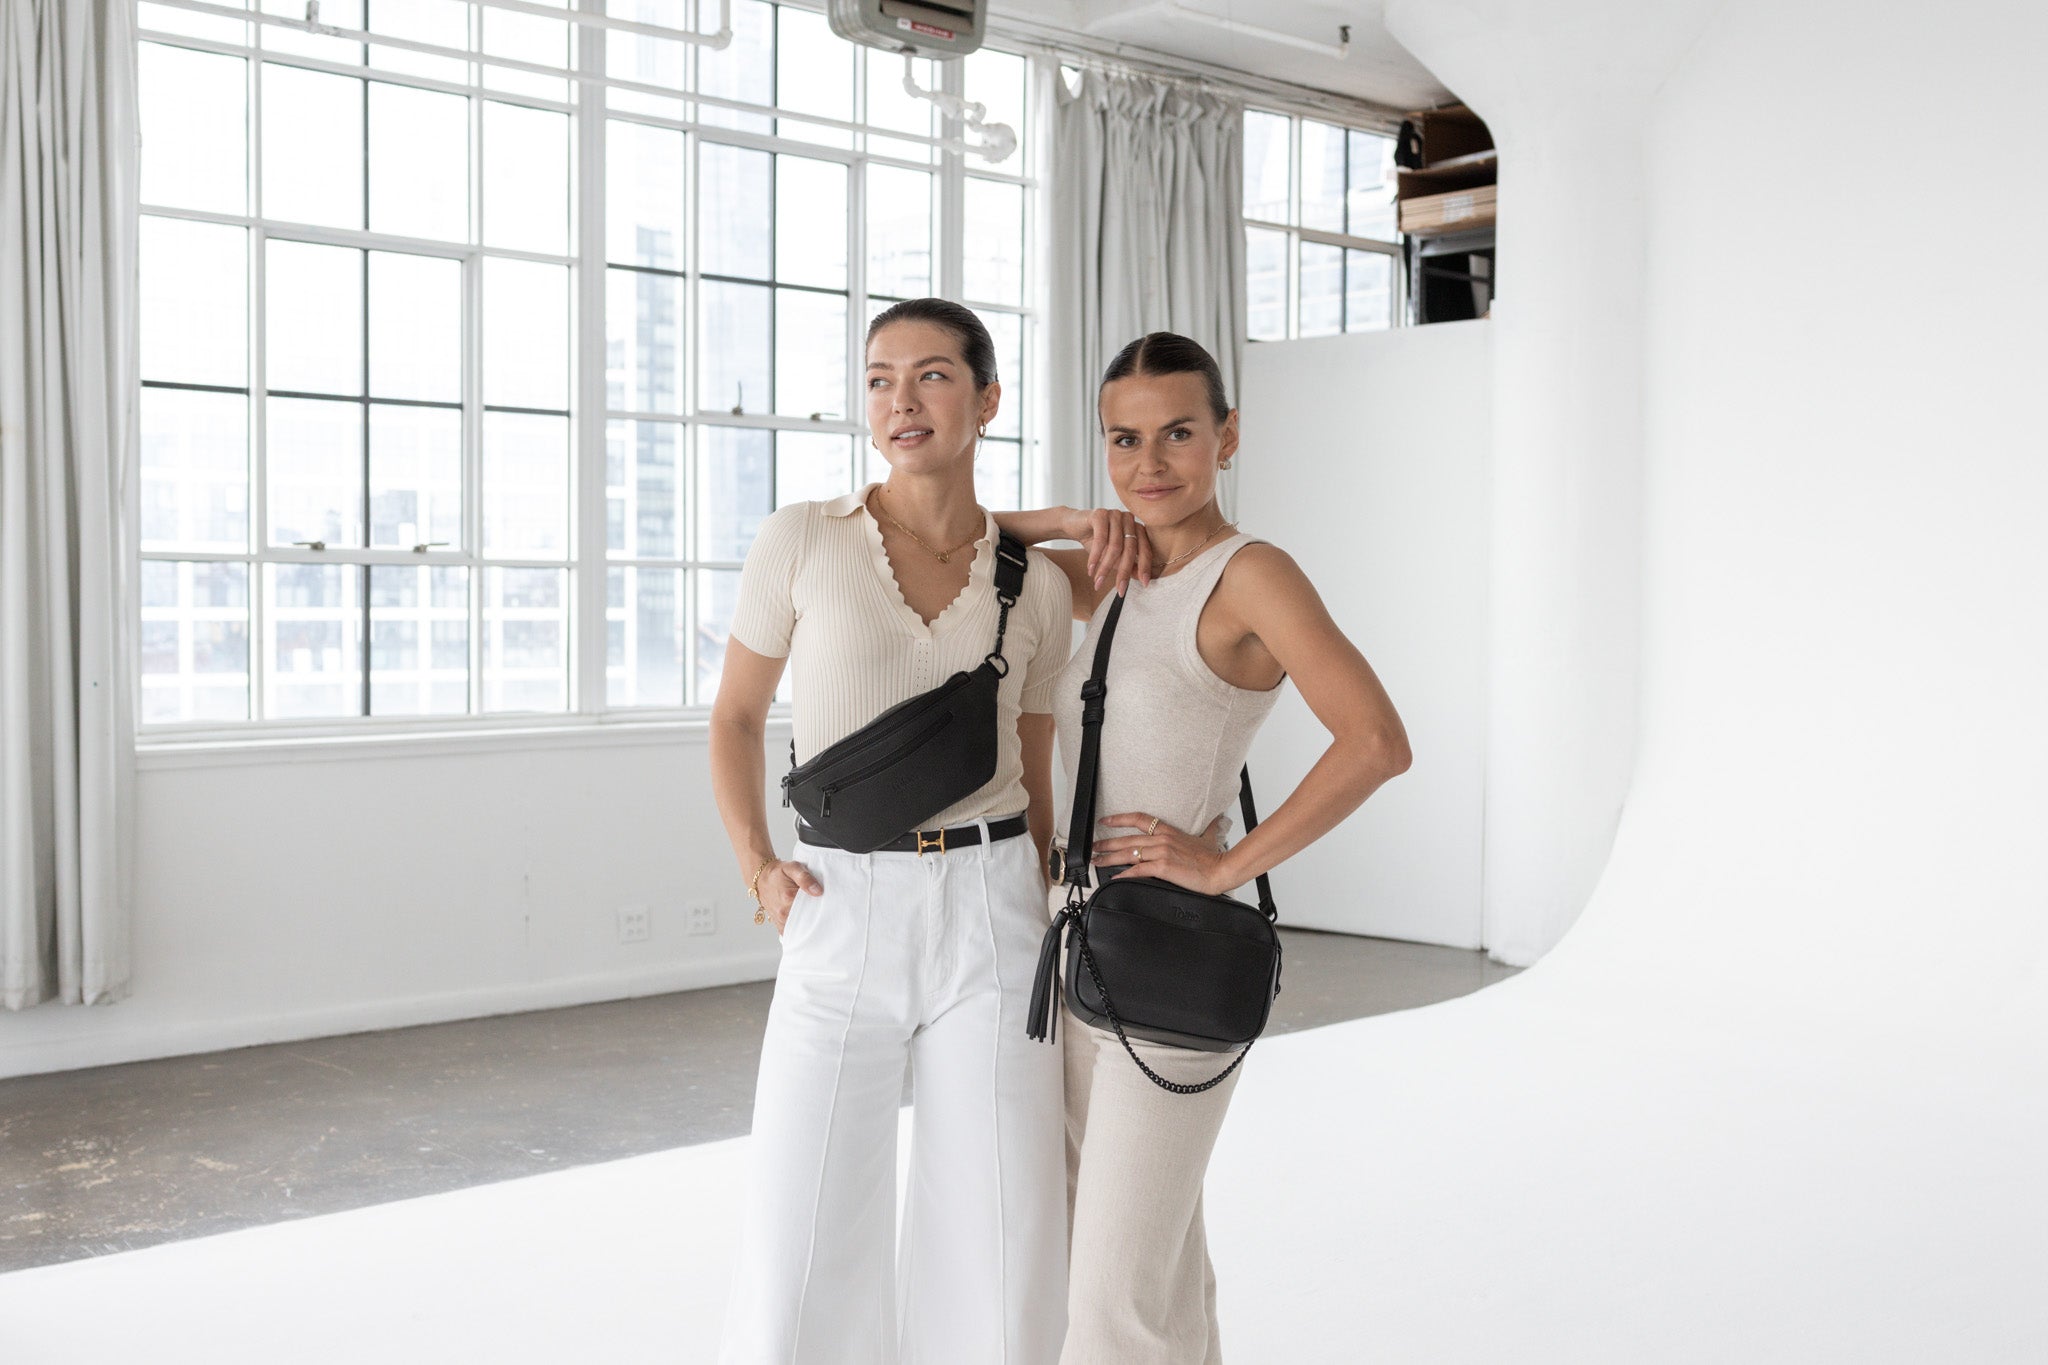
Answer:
[
  {"left": 617, "top": 904, "right": 651, "bottom": 944},
  {"left": 685, "top": 900, "right": 717, "bottom": 937}
]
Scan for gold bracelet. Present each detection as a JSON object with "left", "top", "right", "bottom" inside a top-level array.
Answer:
[{"left": 746, "top": 854, "right": 778, "bottom": 903}]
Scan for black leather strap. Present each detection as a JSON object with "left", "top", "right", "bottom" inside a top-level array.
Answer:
[
  {"left": 797, "top": 811, "right": 1028, "bottom": 853},
  {"left": 1059, "top": 591, "right": 1276, "bottom": 919},
  {"left": 984, "top": 531, "right": 1028, "bottom": 678}
]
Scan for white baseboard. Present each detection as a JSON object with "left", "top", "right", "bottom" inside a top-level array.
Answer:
[{"left": 0, "top": 952, "right": 783, "bottom": 1080}]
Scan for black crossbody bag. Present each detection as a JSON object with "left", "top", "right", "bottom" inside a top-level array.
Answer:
[
  {"left": 779, "top": 531, "right": 1030, "bottom": 853},
  {"left": 1024, "top": 590, "right": 1284, "bottom": 1095}
]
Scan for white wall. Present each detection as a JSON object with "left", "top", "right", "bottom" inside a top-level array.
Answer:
[
  {"left": 1200, "top": 0, "right": 2048, "bottom": 1356},
  {"left": 1236, "top": 321, "right": 1491, "bottom": 948},
  {"left": 0, "top": 730, "right": 787, "bottom": 1079},
  {"left": 1383, "top": 0, "right": 1726, "bottom": 967}
]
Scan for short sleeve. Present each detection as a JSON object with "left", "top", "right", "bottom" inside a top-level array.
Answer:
[
  {"left": 1018, "top": 550, "right": 1074, "bottom": 714},
  {"left": 727, "top": 503, "right": 807, "bottom": 658}
]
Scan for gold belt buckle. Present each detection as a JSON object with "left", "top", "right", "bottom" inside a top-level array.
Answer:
[{"left": 916, "top": 827, "right": 946, "bottom": 856}]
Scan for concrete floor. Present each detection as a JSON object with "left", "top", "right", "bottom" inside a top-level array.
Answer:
[{"left": 0, "top": 929, "right": 1515, "bottom": 1275}]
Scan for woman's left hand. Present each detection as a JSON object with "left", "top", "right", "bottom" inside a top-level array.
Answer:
[
  {"left": 1092, "top": 812, "right": 1233, "bottom": 896},
  {"left": 1062, "top": 505, "right": 1151, "bottom": 595}
]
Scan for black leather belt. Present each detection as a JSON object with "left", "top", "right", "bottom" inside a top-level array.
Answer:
[{"left": 797, "top": 812, "right": 1029, "bottom": 855}]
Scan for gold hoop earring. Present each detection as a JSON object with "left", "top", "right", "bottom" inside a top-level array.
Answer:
[{"left": 978, "top": 422, "right": 989, "bottom": 439}]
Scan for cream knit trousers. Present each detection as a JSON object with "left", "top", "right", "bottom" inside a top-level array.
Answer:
[{"left": 1048, "top": 887, "right": 1245, "bottom": 1365}]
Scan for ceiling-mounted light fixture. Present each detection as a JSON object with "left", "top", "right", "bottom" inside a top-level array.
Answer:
[
  {"left": 827, "top": 0, "right": 989, "bottom": 59},
  {"left": 824, "top": 3, "right": 1017, "bottom": 163}
]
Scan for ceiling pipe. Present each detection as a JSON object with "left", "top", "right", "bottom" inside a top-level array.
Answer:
[
  {"left": 1157, "top": 3, "right": 1350, "bottom": 60},
  {"left": 295, "top": 0, "right": 736, "bottom": 51},
  {"left": 902, "top": 55, "right": 1020, "bottom": 164}
]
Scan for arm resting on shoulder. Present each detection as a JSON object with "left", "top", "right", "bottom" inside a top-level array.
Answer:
[{"left": 992, "top": 505, "right": 1151, "bottom": 620}]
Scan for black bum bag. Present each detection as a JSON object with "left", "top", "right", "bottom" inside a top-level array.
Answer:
[{"left": 780, "top": 531, "right": 1030, "bottom": 854}]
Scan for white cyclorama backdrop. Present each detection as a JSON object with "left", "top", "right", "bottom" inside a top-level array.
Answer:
[
  {"left": 1199, "top": 0, "right": 2048, "bottom": 1358},
  {"left": 1236, "top": 321, "right": 1490, "bottom": 949}
]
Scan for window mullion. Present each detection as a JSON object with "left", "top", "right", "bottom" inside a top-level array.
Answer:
[
  {"left": 248, "top": 42, "right": 269, "bottom": 722},
  {"left": 937, "top": 57, "right": 965, "bottom": 306},
  {"left": 683, "top": 98, "right": 702, "bottom": 706},
  {"left": 465, "top": 57, "right": 486, "bottom": 717},
  {"left": 848, "top": 42, "right": 865, "bottom": 454},
  {"left": 574, "top": 0, "right": 609, "bottom": 716}
]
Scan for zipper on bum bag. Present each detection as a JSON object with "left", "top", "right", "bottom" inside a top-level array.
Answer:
[{"left": 815, "top": 710, "right": 954, "bottom": 818}]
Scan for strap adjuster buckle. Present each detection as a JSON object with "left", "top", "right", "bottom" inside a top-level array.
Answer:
[
  {"left": 996, "top": 541, "right": 1029, "bottom": 570},
  {"left": 916, "top": 828, "right": 946, "bottom": 856},
  {"left": 1048, "top": 845, "right": 1066, "bottom": 882}
]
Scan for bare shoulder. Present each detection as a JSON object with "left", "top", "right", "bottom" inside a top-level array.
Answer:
[
  {"left": 1211, "top": 540, "right": 1321, "bottom": 629},
  {"left": 1220, "top": 540, "right": 1314, "bottom": 598}
]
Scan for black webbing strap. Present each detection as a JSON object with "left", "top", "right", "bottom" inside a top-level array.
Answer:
[
  {"left": 1058, "top": 590, "right": 1275, "bottom": 919},
  {"left": 984, "top": 530, "right": 1028, "bottom": 677},
  {"left": 1060, "top": 591, "right": 1126, "bottom": 900}
]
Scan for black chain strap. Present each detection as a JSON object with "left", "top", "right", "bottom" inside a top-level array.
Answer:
[{"left": 1073, "top": 916, "right": 1253, "bottom": 1096}]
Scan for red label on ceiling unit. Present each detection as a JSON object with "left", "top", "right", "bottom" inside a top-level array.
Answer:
[{"left": 899, "top": 18, "right": 956, "bottom": 39}]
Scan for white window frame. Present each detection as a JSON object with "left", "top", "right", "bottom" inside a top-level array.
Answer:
[
  {"left": 1243, "top": 107, "right": 1406, "bottom": 341},
  {"left": 133, "top": 0, "right": 1042, "bottom": 746}
]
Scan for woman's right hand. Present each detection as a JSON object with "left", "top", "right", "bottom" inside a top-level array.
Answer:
[
  {"left": 759, "top": 859, "right": 824, "bottom": 935},
  {"left": 1064, "top": 505, "right": 1151, "bottom": 595}
]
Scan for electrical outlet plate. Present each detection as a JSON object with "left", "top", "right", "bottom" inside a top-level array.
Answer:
[
  {"left": 685, "top": 901, "right": 716, "bottom": 936},
  {"left": 617, "top": 904, "right": 651, "bottom": 943}
]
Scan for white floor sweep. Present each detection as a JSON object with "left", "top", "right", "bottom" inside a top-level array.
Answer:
[{"left": 5, "top": 977, "right": 2044, "bottom": 1364}]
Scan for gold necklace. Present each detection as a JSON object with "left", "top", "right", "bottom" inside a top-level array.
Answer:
[
  {"left": 1155, "top": 520, "right": 1236, "bottom": 572},
  {"left": 871, "top": 488, "right": 982, "bottom": 563}
]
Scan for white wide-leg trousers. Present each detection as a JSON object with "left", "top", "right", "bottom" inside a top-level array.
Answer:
[{"left": 719, "top": 817, "right": 1067, "bottom": 1365}]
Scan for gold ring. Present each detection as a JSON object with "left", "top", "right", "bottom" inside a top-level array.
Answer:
[{"left": 1147, "top": 817, "right": 1161, "bottom": 835}]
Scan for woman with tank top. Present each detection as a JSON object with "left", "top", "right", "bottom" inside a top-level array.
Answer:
[
  {"left": 710, "top": 300, "right": 1117, "bottom": 1364},
  {"left": 992, "top": 332, "right": 1413, "bottom": 1364}
]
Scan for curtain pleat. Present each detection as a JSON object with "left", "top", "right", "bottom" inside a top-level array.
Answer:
[
  {"left": 0, "top": 0, "right": 139, "bottom": 1009},
  {"left": 1045, "top": 67, "right": 1246, "bottom": 516}
]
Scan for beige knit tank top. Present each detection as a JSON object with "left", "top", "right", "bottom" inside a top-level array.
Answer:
[{"left": 1050, "top": 532, "right": 1286, "bottom": 859}]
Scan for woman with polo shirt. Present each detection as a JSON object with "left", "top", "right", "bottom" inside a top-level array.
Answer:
[{"left": 707, "top": 299, "right": 1088, "bottom": 1365}]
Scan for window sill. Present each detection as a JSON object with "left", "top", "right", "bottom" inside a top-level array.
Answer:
[{"left": 135, "top": 710, "right": 794, "bottom": 771}]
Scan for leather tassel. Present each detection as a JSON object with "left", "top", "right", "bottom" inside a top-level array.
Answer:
[{"left": 1026, "top": 909, "right": 1072, "bottom": 1044}]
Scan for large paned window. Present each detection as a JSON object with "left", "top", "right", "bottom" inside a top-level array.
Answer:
[
  {"left": 1242, "top": 108, "right": 1400, "bottom": 340},
  {"left": 135, "top": 0, "right": 1038, "bottom": 730}
]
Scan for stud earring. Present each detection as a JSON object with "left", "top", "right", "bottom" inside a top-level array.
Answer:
[{"left": 1219, "top": 459, "right": 1232, "bottom": 470}]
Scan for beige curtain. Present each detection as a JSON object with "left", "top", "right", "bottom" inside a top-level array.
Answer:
[
  {"left": 1044, "top": 66, "right": 1246, "bottom": 515},
  {"left": 1, "top": 0, "right": 139, "bottom": 1009}
]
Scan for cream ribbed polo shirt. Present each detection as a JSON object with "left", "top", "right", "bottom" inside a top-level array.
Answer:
[{"left": 728, "top": 482, "right": 1075, "bottom": 828}]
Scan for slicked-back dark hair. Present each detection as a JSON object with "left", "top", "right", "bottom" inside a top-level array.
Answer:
[
  {"left": 866, "top": 298, "right": 999, "bottom": 389},
  {"left": 1099, "top": 331, "right": 1231, "bottom": 423}
]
